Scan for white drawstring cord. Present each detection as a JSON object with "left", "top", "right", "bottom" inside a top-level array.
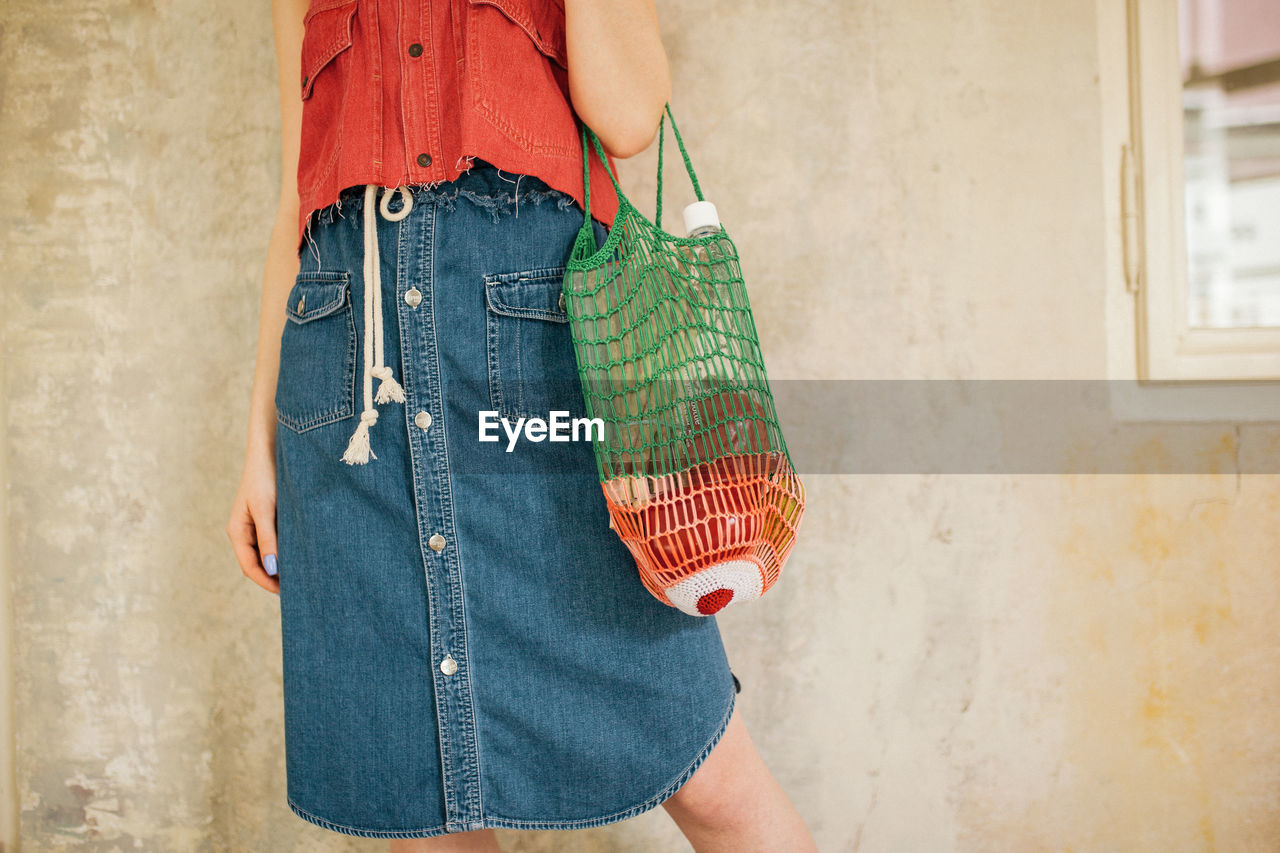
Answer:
[{"left": 341, "top": 183, "right": 415, "bottom": 465}]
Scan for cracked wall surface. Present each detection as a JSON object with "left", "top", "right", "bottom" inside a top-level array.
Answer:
[{"left": 2, "top": 0, "right": 1279, "bottom": 851}]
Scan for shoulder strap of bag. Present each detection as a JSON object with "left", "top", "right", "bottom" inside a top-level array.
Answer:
[{"left": 578, "top": 101, "right": 706, "bottom": 235}]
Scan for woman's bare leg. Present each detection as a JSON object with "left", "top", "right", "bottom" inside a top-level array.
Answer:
[
  {"left": 662, "top": 705, "right": 816, "bottom": 853},
  {"left": 389, "top": 830, "right": 501, "bottom": 853}
]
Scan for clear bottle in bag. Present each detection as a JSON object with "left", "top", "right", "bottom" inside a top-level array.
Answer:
[{"left": 682, "top": 200, "right": 737, "bottom": 284}]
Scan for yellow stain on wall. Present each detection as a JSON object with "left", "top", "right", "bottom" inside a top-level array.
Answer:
[{"left": 1047, "top": 475, "right": 1280, "bottom": 851}]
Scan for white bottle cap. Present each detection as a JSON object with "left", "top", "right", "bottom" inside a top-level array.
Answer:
[{"left": 682, "top": 200, "right": 720, "bottom": 236}]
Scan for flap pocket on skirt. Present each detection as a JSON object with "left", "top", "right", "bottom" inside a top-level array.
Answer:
[
  {"left": 287, "top": 276, "right": 350, "bottom": 323},
  {"left": 276, "top": 272, "right": 357, "bottom": 434},
  {"left": 484, "top": 266, "right": 571, "bottom": 322},
  {"left": 483, "top": 265, "right": 587, "bottom": 423}
]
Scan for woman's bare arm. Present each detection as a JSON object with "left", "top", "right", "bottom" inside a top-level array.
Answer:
[
  {"left": 565, "top": 0, "right": 672, "bottom": 158},
  {"left": 225, "top": 0, "right": 309, "bottom": 594},
  {"left": 244, "top": 0, "right": 308, "bottom": 463}
]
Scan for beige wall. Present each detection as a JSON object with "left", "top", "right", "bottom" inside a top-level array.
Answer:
[{"left": 2, "top": 0, "right": 1278, "bottom": 850}]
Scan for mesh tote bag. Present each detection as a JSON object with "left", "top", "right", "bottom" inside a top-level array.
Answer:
[{"left": 560, "top": 103, "right": 806, "bottom": 617}]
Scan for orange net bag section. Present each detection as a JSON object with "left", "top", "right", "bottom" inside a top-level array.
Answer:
[{"left": 561, "top": 106, "right": 805, "bottom": 617}]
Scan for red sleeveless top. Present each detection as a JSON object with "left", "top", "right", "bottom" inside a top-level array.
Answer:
[{"left": 295, "top": 0, "right": 621, "bottom": 252}]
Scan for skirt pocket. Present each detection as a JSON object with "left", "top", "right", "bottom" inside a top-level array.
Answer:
[
  {"left": 275, "top": 271, "right": 357, "bottom": 433},
  {"left": 483, "top": 264, "right": 587, "bottom": 423}
]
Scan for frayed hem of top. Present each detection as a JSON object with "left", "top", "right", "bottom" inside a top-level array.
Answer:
[{"left": 302, "top": 170, "right": 578, "bottom": 236}]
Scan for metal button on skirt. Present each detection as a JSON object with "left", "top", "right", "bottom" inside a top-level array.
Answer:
[{"left": 274, "top": 160, "right": 740, "bottom": 839}]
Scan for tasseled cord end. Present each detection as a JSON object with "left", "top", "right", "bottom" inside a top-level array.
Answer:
[
  {"left": 342, "top": 408, "right": 380, "bottom": 465},
  {"left": 372, "top": 365, "right": 406, "bottom": 404}
]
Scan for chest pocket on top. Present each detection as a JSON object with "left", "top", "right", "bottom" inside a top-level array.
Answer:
[
  {"left": 465, "top": 0, "right": 576, "bottom": 157},
  {"left": 484, "top": 265, "right": 588, "bottom": 424},
  {"left": 298, "top": 0, "right": 358, "bottom": 197}
]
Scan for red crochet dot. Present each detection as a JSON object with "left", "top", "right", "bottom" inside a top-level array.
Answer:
[{"left": 696, "top": 588, "right": 734, "bottom": 615}]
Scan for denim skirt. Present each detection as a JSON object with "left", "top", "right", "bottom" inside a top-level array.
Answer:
[{"left": 274, "top": 159, "right": 740, "bottom": 838}]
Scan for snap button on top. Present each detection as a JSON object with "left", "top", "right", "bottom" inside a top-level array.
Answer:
[
  {"left": 297, "top": 293, "right": 306, "bottom": 312},
  {"left": 428, "top": 533, "right": 447, "bottom": 552},
  {"left": 415, "top": 410, "right": 432, "bottom": 429},
  {"left": 404, "top": 286, "right": 422, "bottom": 307},
  {"left": 558, "top": 292, "right": 565, "bottom": 311},
  {"left": 440, "top": 654, "right": 457, "bottom": 676},
  {"left": 417, "top": 153, "right": 432, "bottom": 167},
  {"left": 408, "top": 42, "right": 423, "bottom": 57}
]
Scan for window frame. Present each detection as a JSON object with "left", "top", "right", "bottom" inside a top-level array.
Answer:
[{"left": 1108, "top": 0, "right": 1280, "bottom": 382}]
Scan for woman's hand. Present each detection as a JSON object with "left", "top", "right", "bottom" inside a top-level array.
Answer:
[{"left": 227, "top": 448, "right": 280, "bottom": 595}]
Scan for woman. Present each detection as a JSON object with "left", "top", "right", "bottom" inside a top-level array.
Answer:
[{"left": 225, "top": 0, "right": 816, "bottom": 849}]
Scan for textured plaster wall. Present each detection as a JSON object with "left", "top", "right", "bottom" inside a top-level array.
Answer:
[{"left": 2, "top": 1, "right": 1278, "bottom": 852}]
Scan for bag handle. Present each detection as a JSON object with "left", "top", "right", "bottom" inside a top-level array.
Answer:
[
  {"left": 578, "top": 101, "right": 706, "bottom": 236},
  {"left": 655, "top": 102, "right": 705, "bottom": 231}
]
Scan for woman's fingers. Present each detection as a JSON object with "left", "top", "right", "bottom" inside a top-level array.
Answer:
[
  {"left": 226, "top": 493, "right": 280, "bottom": 595},
  {"left": 250, "top": 495, "right": 280, "bottom": 587}
]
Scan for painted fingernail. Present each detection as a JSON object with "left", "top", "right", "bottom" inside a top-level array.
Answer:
[{"left": 264, "top": 553, "right": 278, "bottom": 577}]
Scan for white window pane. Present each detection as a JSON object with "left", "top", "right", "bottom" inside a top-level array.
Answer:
[{"left": 1180, "top": 0, "right": 1280, "bottom": 328}]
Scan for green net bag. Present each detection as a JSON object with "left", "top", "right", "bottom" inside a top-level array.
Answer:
[{"left": 561, "top": 103, "right": 806, "bottom": 617}]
